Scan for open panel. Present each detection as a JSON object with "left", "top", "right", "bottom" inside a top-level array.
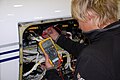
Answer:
[{"left": 18, "top": 17, "right": 84, "bottom": 80}]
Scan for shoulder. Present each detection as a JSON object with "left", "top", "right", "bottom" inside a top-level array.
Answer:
[{"left": 76, "top": 49, "right": 111, "bottom": 80}]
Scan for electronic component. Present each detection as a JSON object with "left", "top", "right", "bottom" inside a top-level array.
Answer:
[
  {"left": 39, "top": 37, "right": 61, "bottom": 68},
  {"left": 19, "top": 18, "right": 83, "bottom": 80}
]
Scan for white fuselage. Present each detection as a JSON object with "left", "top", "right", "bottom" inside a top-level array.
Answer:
[{"left": 0, "top": 0, "right": 71, "bottom": 80}]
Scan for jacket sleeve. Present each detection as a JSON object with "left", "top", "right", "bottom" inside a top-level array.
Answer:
[
  {"left": 75, "top": 53, "right": 112, "bottom": 80},
  {"left": 45, "top": 69, "right": 62, "bottom": 80},
  {"left": 56, "top": 35, "right": 85, "bottom": 57}
]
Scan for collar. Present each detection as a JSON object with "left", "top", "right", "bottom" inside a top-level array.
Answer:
[{"left": 82, "top": 20, "right": 120, "bottom": 43}]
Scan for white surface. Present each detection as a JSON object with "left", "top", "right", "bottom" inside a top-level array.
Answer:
[
  {"left": 0, "top": 0, "right": 71, "bottom": 46},
  {"left": 0, "top": 52, "right": 19, "bottom": 60},
  {"left": 0, "top": 0, "right": 71, "bottom": 80},
  {"left": 0, "top": 44, "right": 19, "bottom": 53},
  {"left": 0, "top": 59, "right": 19, "bottom": 80}
]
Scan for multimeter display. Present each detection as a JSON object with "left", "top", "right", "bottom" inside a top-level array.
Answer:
[
  {"left": 42, "top": 40, "right": 59, "bottom": 63},
  {"left": 39, "top": 37, "right": 60, "bottom": 68}
]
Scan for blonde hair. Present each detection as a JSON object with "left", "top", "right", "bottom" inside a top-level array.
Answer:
[{"left": 71, "top": 0, "right": 118, "bottom": 25}]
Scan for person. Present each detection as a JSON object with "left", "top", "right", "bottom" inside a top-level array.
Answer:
[{"left": 43, "top": 0, "right": 120, "bottom": 80}]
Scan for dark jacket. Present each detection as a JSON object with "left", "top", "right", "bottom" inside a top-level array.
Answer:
[{"left": 46, "top": 20, "right": 120, "bottom": 80}]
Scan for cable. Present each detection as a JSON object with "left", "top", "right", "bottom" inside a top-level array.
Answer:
[
  {"left": 36, "top": 52, "right": 40, "bottom": 63},
  {"left": 39, "top": 69, "right": 46, "bottom": 80},
  {"left": 58, "top": 50, "right": 74, "bottom": 71},
  {"left": 23, "top": 56, "right": 45, "bottom": 77}
]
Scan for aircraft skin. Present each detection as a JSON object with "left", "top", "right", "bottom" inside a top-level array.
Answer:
[{"left": 0, "top": 0, "right": 71, "bottom": 80}]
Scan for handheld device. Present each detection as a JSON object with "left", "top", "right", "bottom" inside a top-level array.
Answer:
[{"left": 39, "top": 37, "right": 61, "bottom": 68}]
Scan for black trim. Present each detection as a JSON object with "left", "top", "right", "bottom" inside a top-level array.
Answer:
[
  {"left": 0, "top": 49, "right": 19, "bottom": 55},
  {"left": 0, "top": 49, "right": 19, "bottom": 63},
  {"left": 0, "top": 56, "right": 19, "bottom": 63}
]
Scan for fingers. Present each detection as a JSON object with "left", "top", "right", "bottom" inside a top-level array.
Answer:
[
  {"left": 44, "top": 53, "right": 49, "bottom": 62},
  {"left": 42, "top": 27, "right": 60, "bottom": 41},
  {"left": 44, "top": 53, "right": 54, "bottom": 69},
  {"left": 42, "top": 27, "right": 52, "bottom": 38},
  {"left": 42, "top": 30, "right": 49, "bottom": 38}
]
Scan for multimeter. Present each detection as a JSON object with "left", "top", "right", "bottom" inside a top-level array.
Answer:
[{"left": 39, "top": 37, "right": 61, "bottom": 68}]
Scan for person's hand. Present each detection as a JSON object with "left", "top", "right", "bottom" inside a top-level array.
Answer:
[
  {"left": 42, "top": 27, "right": 60, "bottom": 41},
  {"left": 44, "top": 53, "right": 54, "bottom": 69}
]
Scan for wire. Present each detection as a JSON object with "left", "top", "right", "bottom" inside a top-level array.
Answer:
[
  {"left": 59, "top": 70, "right": 64, "bottom": 80},
  {"left": 36, "top": 52, "right": 40, "bottom": 63},
  {"left": 58, "top": 50, "right": 74, "bottom": 71},
  {"left": 39, "top": 69, "right": 46, "bottom": 80},
  {"left": 30, "top": 33, "right": 43, "bottom": 42},
  {"left": 23, "top": 56, "right": 45, "bottom": 77}
]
